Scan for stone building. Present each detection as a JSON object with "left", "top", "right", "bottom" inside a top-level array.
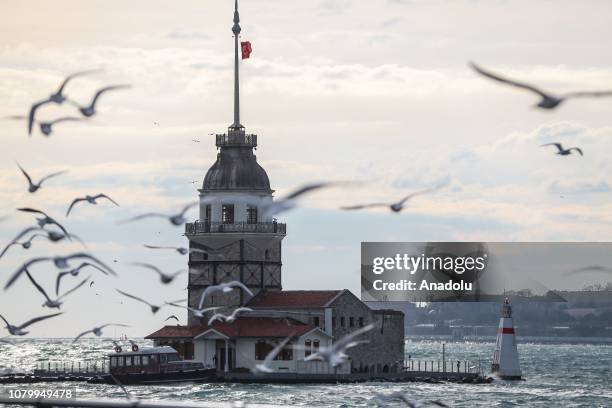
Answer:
[{"left": 146, "top": 0, "right": 404, "bottom": 375}]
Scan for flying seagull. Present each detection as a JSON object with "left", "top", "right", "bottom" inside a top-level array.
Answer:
[
  {"left": 16, "top": 163, "right": 67, "bottom": 193},
  {"left": 70, "top": 85, "right": 131, "bottom": 117},
  {"left": 25, "top": 268, "right": 89, "bottom": 309},
  {"left": 0, "top": 232, "right": 45, "bottom": 259},
  {"left": 470, "top": 62, "right": 612, "bottom": 109},
  {"left": 165, "top": 315, "right": 180, "bottom": 322},
  {"left": 118, "top": 202, "right": 197, "bottom": 226},
  {"left": 166, "top": 302, "right": 220, "bottom": 318},
  {"left": 207, "top": 307, "right": 253, "bottom": 325},
  {"left": 8, "top": 115, "right": 83, "bottom": 137},
  {"left": 66, "top": 194, "right": 120, "bottom": 217},
  {"left": 72, "top": 323, "right": 130, "bottom": 342},
  {"left": 252, "top": 335, "right": 293, "bottom": 374},
  {"left": 144, "top": 244, "right": 188, "bottom": 255},
  {"left": 541, "top": 143, "right": 583, "bottom": 156},
  {"left": 341, "top": 183, "right": 446, "bottom": 213},
  {"left": 0, "top": 312, "right": 63, "bottom": 336},
  {"left": 16, "top": 208, "right": 71, "bottom": 239},
  {"left": 261, "top": 182, "right": 350, "bottom": 217},
  {"left": 116, "top": 289, "right": 163, "bottom": 314},
  {"left": 5, "top": 252, "right": 115, "bottom": 290},
  {"left": 55, "top": 262, "right": 111, "bottom": 295},
  {"left": 27, "top": 70, "right": 100, "bottom": 134},
  {"left": 131, "top": 263, "right": 186, "bottom": 284},
  {"left": 564, "top": 265, "right": 612, "bottom": 276},
  {"left": 198, "top": 280, "right": 254, "bottom": 309},
  {"left": 304, "top": 324, "right": 374, "bottom": 367}
]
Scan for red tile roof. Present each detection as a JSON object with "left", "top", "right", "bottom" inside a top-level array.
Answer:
[
  {"left": 246, "top": 290, "right": 342, "bottom": 308},
  {"left": 146, "top": 317, "right": 319, "bottom": 339}
]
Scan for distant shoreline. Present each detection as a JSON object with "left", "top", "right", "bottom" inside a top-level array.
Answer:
[{"left": 405, "top": 335, "right": 612, "bottom": 345}]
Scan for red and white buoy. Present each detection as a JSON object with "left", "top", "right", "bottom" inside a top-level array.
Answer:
[{"left": 490, "top": 297, "right": 522, "bottom": 380}]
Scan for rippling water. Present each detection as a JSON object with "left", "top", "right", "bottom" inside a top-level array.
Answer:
[{"left": 1, "top": 339, "right": 611, "bottom": 407}]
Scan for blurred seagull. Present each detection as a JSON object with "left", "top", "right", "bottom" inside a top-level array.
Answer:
[
  {"left": 72, "top": 323, "right": 130, "bottom": 342},
  {"left": 70, "top": 85, "right": 131, "bottom": 117},
  {"left": 0, "top": 312, "right": 63, "bottom": 336},
  {"left": 131, "top": 263, "right": 186, "bottom": 284},
  {"left": 8, "top": 115, "right": 83, "bottom": 137},
  {"left": 198, "top": 280, "right": 254, "bottom": 309},
  {"left": 564, "top": 265, "right": 612, "bottom": 276},
  {"left": 0, "top": 232, "right": 45, "bottom": 259},
  {"left": 115, "top": 289, "right": 163, "bottom": 314},
  {"left": 262, "top": 182, "right": 349, "bottom": 217},
  {"left": 541, "top": 143, "right": 583, "bottom": 156},
  {"left": 17, "top": 208, "right": 71, "bottom": 238},
  {"left": 56, "top": 262, "right": 112, "bottom": 295},
  {"left": 252, "top": 336, "right": 292, "bottom": 374},
  {"left": 5, "top": 252, "right": 115, "bottom": 290},
  {"left": 341, "top": 183, "right": 446, "bottom": 213},
  {"left": 470, "top": 62, "right": 612, "bottom": 109},
  {"left": 119, "top": 202, "right": 197, "bottom": 226},
  {"left": 66, "top": 194, "right": 119, "bottom": 217},
  {"left": 166, "top": 302, "right": 220, "bottom": 319},
  {"left": 16, "top": 163, "right": 67, "bottom": 193},
  {"left": 304, "top": 324, "right": 374, "bottom": 367},
  {"left": 27, "top": 70, "right": 100, "bottom": 134},
  {"left": 144, "top": 244, "right": 188, "bottom": 255},
  {"left": 25, "top": 268, "right": 89, "bottom": 309},
  {"left": 165, "top": 315, "right": 180, "bottom": 322},
  {"left": 208, "top": 307, "right": 253, "bottom": 325}
]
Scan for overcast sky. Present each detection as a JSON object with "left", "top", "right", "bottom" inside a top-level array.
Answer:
[{"left": 1, "top": 0, "right": 612, "bottom": 337}]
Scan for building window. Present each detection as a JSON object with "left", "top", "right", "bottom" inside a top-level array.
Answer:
[
  {"left": 247, "top": 205, "right": 258, "bottom": 224},
  {"left": 110, "top": 357, "right": 117, "bottom": 368},
  {"left": 117, "top": 357, "right": 124, "bottom": 367},
  {"left": 313, "top": 316, "right": 320, "bottom": 327},
  {"left": 358, "top": 317, "right": 364, "bottom": 327},
  {"left": 142, "top": 355, "right": 149, "bottom": 366},
  {"left": 222, "top": 204, "right": 234, "bottom": 224},
  {"left": 304, "top": 340, "right": 312, "bottom": 357},
  {"left": 265, "top": 249, "right": 270, "bottom": 260},
  {"left": 204, "top": 205, "right": 211, "bottom": 223},
  {"left": 332, "top": 317, "right": 336, "bottom": 328},
  {"left": 125, "top": 357, "right": 132, "bottom": 367},
  {"left": 349, "top": 317, "right": 354, "bottom": 328},
  {"left": 255, "top": 341, "right": 273, "bottom": 360},
  {"left": 313, "top": 340, "right": 320, "bottom": 353},
  {"left": 277, "top": 343, "right": 293, "bottom": 361},
  {"left": 340, "top": 317, "right": 345, "bottom": 328},
  {"left": 134, "top": 356, "right": 141, "bottom": 366}
]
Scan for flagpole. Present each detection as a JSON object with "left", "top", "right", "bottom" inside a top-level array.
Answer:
[{"left": 232, "top": 0, "right": 241, "bottom": 130}]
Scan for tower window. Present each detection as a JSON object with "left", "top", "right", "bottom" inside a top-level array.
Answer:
[
  {"left": 340, "top": 317, "right": 345, "bottom": 328},
  {"left": 349, "top": 317, "right": 354, "bottom": 328},
  {"left": 204, "top": 205, "right": 211, "bottom": 223},
  {"left": 222, "top": 204, "right": 234, "bottom": 224},
  {"left": 313, "top": 316, "right": 320, "bottom": 327},
  {"left": 246, "top": 205, "right": 258, "bottom": 224}
]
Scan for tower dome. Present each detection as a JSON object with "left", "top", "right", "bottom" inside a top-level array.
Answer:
[{"left": 202, "top": 144, "right": 272, "bottom": 193}]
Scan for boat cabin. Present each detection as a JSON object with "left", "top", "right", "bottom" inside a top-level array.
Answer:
[{"left": 109, "top": 346, "right": 205, "bottom": 375}]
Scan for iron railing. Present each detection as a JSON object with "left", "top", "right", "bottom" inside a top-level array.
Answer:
[
  {"left": 185, "top": 221, "right": 285, "bottom": 235},
  {"left": 215, "top": 133, "right": 257, "bottom": 147}
]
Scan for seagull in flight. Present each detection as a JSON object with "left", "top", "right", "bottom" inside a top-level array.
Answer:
[
  {"left": 165, "top": 315, "right": 180, "bottom": 322},
  {"left": 0, "top": 312, "right": 63, "bottom": 336},
  {"left": 27, "top": 70, "right": 100, "bottom": 134},
  {"left": 262, "top": 182, "right": 349, "bottom": 217},
  {"left": 541, "top": 143, "right": 583, "bottom": 156},
  {"left": 6, "top": 226, "right": 82, "bottom": 250},
  {"left": 116, "top": 289, "right": 163, "bottom": 314},
  {"left": 166, "top": 302, "right": 220, "bottom": 319},
  {"left": 131, "top": 263, "right": 186, "bottom": 284},
  {"left": 17, "top": 208, "right": 71, "bottom": 238},
  {"left": 8, "top": 115, "right": 83, "bottom": 137},
  {"left": 341, "top": 183, "right": 446, "bottom": 213},
  {"left": 304, "top": 324, "right": 374, "bottom": 367},
  {"left": 252, "top": 336, "right": 293, "bottom": 374},
  {"left": 70, "top": 85, "right": 131, "bottom": 117},
  {"left": 72, "top": 323, "right": 130, "bottom": 342},
  {"left": 66, "top": 194, "right": 120, "bottom": 217},
  {"left": 5, "top": 252, "right": 115, "bottom": 290},
  {"left": 198, "top": 280, "right": 254, "bottom": 309},
  {"left": 0, "top": 232, "right": 45, "bottom": 259},
  {"left": 25, "top": 268, "right": 89, "bottom": 309},
  {"left": 119, "top": 202, "right": 197, "bottom": 226},
  {"left": 144, "top": 244, "right": 188, "bottom": 255},
  {"left": 208, "top": 307, "right": 253, "bottom": 325},
  {"left": 55, "top": 262, "right": 112, "bottom": 295},
  {"left": 470, "top": 62, "right": 612, "bottom": 109},
  {"left": 564, "top": 265, "right": 612, "bottom": 276},
  {"left": 16, "top": 163, "right": 67, "bottom": 193}
]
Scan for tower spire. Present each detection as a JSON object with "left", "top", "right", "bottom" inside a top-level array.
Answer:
[{"left": 231, "top": 0, "right": 242, "bottom": 131}]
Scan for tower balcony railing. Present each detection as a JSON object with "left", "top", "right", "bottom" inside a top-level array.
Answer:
[
  {"left": 185, "top": 221, "right": 286, "bottom": 235},
  {"left": 215, "top": 132, "right": 257, "bottom": 148}
]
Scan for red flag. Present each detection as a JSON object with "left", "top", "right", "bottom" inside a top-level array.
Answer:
[{"left": 241, "top": 41, "right": 252, "bottom": 59}]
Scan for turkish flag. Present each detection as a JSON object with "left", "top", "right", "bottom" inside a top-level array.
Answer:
[{"left": 241, "top": 41, "right": 252, "bottom": 59}]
